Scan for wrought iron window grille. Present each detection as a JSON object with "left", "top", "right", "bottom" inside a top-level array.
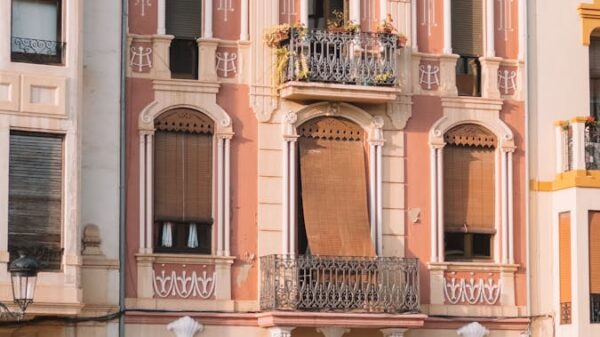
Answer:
[{"left": 11, "top": 37, "right": 64, "bottom": 65}]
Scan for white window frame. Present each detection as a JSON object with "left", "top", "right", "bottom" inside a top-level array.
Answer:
[
  {"left": 428, "top": 98, "right": 516, "bottom": 264},
  {"left": 138, "top": 98, "right": 233, "bottom": 257},
  {"left": 280, "top": 102, "right": 385, "bottom": 255}
]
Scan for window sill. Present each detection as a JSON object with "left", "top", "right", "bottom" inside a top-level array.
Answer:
[
  {"left": 135, "top": 252, "right": 234, "bottom": 265},
  {"left": 428, "top": 261, "right": 519, "bottom": 273}
]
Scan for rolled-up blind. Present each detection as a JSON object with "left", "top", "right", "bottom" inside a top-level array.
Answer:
[
  {"left": 298, "top": 117, "right": 375, "bottom": 257},
  {"left": 443, "top": 125, "right": 495, "bottom": 234},
  {"left": 166, "top": 0, "right": 202, "bottom": 39},
  {"left": 451, "top": 0, "right": 483, "bottom": 56},
  {"left": 8, "top": 131, "right": 63, "bottom": 271},
  {"left": 154, "top": 109, "right": 213, "bottom": 224}
]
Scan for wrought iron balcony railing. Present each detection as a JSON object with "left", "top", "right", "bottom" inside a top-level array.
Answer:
[
  {"left": 11, "top": 37, "right": 64, "bottom": 65},
  {"left": 282, "top": 29, "right": 400, "bottom": 86},
  {"left": 585, "top": 123, "right": 600, "bottom": 170},
  {"left": 260, "top": 254, "right": 420, "bottom": 313}
]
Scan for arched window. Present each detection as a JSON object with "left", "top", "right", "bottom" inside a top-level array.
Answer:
[
  {"left": 295, "top": 116, "right": 375, "bottom": 257},
  {"left": 443, "top": 124, "right": 496, "bottom": 261},
  {"left": 153, "top": 108, "right": 214, "bottom": 254}
]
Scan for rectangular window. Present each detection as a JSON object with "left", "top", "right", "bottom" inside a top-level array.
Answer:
[
  {"left": 308, "top": 0, "right": 349, "bottom": 30},
  {"left": 166, "top": 0, "right": 201, "bottom": 79},
  {"left": 451, "top": 0, "right": 482, "bottom": 97},
  {"left": 589, "top": 211, "right": 600, "bottom": 323},
  {"left": 153, "top": 130, "right": 212, "bottom": 254},
  {"left": 11, "top": 0, "right": 63, "bottom": 65},
  {"left": 444, "top": 143, "right": 495, "bottom": 261},
  {"left": 559, "top": 212, "right": 572, "bottom": 325},
  {"left": 8, "top": 131, "right": 63, "bottom": 271}
]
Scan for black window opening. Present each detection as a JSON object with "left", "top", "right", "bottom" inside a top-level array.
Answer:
[
  {"left": 8, "top": 131, "right": 64, "bottom": 271},
  {"left": 11, "top": 0, "right": 64, "bottom": 65},
  {"left": 166, "top": 0, "right": 201, "bottom": 79},
  {"left": 451, "top": 0, "right": 483, "bottom": 97},
  {"left": 590, "top": 36, "right": 600, "bottom": 119},
  {"left": 308, "top": 0, "right": 348, "bottom": 30}
]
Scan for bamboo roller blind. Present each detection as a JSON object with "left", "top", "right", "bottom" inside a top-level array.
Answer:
[
  {"left": 443, "top": 125, "right": 496, "bottom": 233},
  {"left": 559, "top": 212, "right": 572, "bottom": 303},
  {"left": 590, "top": 211, "right": 600, "bottom": 294},
  {"left": 154, "top": 110, "right": 213, "bottom": 224},
  {"left": 298, "top": 117, "right": 375, "bottom": 257},
  {"left": 451, "top": 0, "right": 484, "bottom": 56}
]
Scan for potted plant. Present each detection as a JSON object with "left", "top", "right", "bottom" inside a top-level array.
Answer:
[
  {"left": 376, "top": 14, "right": 408, "bottom": 47},
  {"left": 373, "top": 72, "right": 395, "bottom": 86}
]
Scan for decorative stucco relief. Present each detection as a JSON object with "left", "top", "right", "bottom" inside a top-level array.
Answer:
[
  {"left": 167, "top": 316, "right": 204, "bottom": 337},
  {"left": 130, "top": 45, "right": 153, "bottom": 72},
  {"left": 443, "top": 272, "right": 502, "bottom": 305},
  {"left": 153, "top": 264, "right": 217, "bottom": 299},
  {"left": 498, "top": 66, "right": 518, "bottom": 96},
  {"left": 420, "top": 0, "right": 438, "bottom": 37},
  {"left": 419, "top": 60, "right": 440, "bottom": 91},
  {"left": 496, "top": 0, "right": 514, "bottom": 41},
  {"left": 217, "top": 0, "right": 235, "bottom": 22}
]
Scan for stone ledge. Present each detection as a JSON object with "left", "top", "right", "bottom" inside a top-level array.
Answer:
[{"left": 279, "top": 81, "right": 402, "bottom": 104}]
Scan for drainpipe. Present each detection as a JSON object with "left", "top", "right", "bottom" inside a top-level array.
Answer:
[
  {"left": 523, "top": 0, "right": 532, "bottom": 330},
  {"left": 119, "top": 0, "right": 128, "bottom": 335}
]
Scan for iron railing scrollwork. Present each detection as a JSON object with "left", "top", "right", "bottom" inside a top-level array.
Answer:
[
  {"left": 260, "top": 254, "right": 420, "bottom": 313},
  {"left": 283, "top": 29, "right": 399, "bottom": 86},
  {"left": 11, "top": 37, "right": 64, "bottom": 65},
  {"left": 560, "top": 302, "right": 572, "bottom": 324},
  {"left": 585, "top": 123, "right": 600, "bottom": 170}
]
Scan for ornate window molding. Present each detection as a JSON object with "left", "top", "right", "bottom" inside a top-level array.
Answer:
[
  {"left": 280, "top": 102, "right": 385, "bottom": 255},
  {"left": 138, "top": 82, "right": 234, "bottom": 257},
  {"left": 429, "top": 97, "right": 515, "bottom": 264}
]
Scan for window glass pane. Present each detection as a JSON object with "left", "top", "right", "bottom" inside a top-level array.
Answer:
[
  {"left": 472, "top": 233, "right": 492, "bottom": 258},
  {"left": 12, "top": 0, "right": 58, "bottom": 41},
  {"left": 8, "top": 131, "right": 63, "bottom": 271}
]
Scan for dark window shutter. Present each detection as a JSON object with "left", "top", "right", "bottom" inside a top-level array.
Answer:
[
  {"left": 166, "top": 0, "right": 202, "bottom": 39},
  {"left": 8, "top": 131, "right": 63, "bottom": 271},
  {"left": 451, "top": 0, "right": 483, "bottom": 56}
]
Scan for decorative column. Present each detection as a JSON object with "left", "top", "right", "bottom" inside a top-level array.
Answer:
[
  {"left": 300, "top": 0, "right": 309, "bottom": 26},
  {"left": 381, "top": 328, "right": 409, "bottom": 337},
  {"left": 571, "top": 119, "right": 586, "bottom": 171},
  {"left": 241, "top": 0, "right": 249, "bottom": 40},
  {"left": 282, "top": 112, "right": 299, "bottom": 255},
  {"left": 485, "top": 0, "right": 495, "bottom": 57},
  {"left": 216, "top": 135, "right": 232, "bottom": 256},
  {"left": 204, "top": 0, "right": 213, "bottom": 38},
  {"left": 158, "top": 0, "right": 166, "bottom": 35},
  {"left": 152, "top": 35, "right": 174, "bottom": 79},
  {"left": 518, "top": 0, "right": 525, "bottom": 60},
  {"left": 443, "top": 0, "right": 452, "bottom": 54},
  {"left": 430, "top": 146, "right": 438, "bottom": 262},
  {"left": 351, "top": 0, "right": 361, "bottom": 24},
  {"left": 369, "top": 117, "right": 385, "bottom": 256},
  {"left": 411, "top": 0, "right": 418, "bottom": 51},
  {"left": 507, "top": 149, "right": 514, "bottom": 264},
  {"left": 145, "top": 132, "right": 154, "bottom": 253},
  {"left": 436, "top": 144, "right": 445, "bottom": 262},
  {"left": 139, "top": 133, "right": 147, "bottom": 253},
  {"left": 554, "top": 121, "right": 569, "bottom": 173}
]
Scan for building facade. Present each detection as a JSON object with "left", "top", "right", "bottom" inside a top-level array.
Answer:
[
  {"left": 124, "top": 0, "right": 528, "bottom": 337},
  {"left": 0, "top": 0, "right": 121, "bottom": 336},
  {"left": 529, "top": 0, "right": 600, "bottom": 336}
]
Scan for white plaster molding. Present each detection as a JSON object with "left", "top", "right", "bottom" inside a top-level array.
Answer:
[
  {"left": 317, "top": 327, "right": 350, "bottom": 337},
  {"left": 429, "top": 97, "right": 514, "bottom": 150},
  {"left": 167, "top": 316, "right": 204, "bottom": 337},
  {"left": 269, "top": 327, "right": 295, "bottom": 337},
  {"left": 443, "top": 0, "right": 452, "bottom": 54},
  {"left": 385, "top": 97, "right": 413, "bottom": 130},
  {"left": 138, "top": 81, "right": 233, "bottom": 136},
  {"left": 443, "top": 272, "right": 502, "bottom": 305},
  {"left": 380, "top": 328, "right": 408, "bottom": 337},
  {"left": 291, "top": 102, "right": 385, "bottom": 143},
  {"left": 457, "top": 322, "right": 489, "bottom": 337},
  {"left": 153, "top": 269, "right": 216, "bottom": 299}
]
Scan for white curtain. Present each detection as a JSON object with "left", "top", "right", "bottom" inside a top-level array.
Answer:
[
  {"left": 187, "top": 223, "right": 199, "bottom": 248},
  {"left": 161, "top": 222, "right": 173, "bottom": 247}
]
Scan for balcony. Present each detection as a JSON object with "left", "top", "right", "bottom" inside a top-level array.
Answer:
[
  {"left": 260, "top": 254, "right": 420, "bottom": 314},
  {"left": 11, "top": 37, "right": 64, "bottom": 65},
  {"left": 278, "top": 29, "right": 403, "bottom": 103},
  {"left": 557, "top": 118, "right": 600, "bottom": 172}
]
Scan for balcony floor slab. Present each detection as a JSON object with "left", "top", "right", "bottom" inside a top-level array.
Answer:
[
  {"left": 257, "top": 311, "right": 427, "bottom": 329},
  {"left": 279, "top": 81, "right": 402, "bottom": 104}
]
